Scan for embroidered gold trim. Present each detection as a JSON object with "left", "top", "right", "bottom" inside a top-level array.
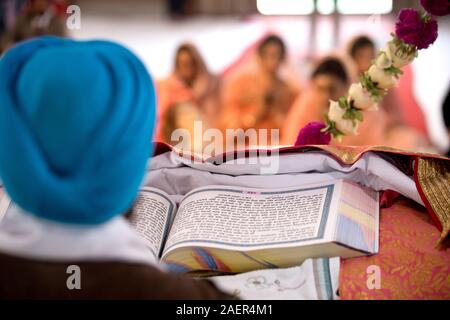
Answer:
[{"left": 417, "top": 158, "right": 450, "bottom": 243}]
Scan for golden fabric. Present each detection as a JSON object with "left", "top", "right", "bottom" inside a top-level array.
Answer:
[{"left": 415, "top": 158, "right": 450, "bottom": 242}]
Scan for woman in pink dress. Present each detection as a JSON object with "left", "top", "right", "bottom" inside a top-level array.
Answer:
[{"left": 156, "top": 43, "right": 221, "bottom": 141}]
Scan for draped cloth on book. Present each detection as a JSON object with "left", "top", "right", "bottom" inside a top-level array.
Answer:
[
  {"left": 313, "top": 145, "right": 450, "bottom": 242},
  {"left": 278, "top": 144, "right": 450, "bottom": 243},
  {"left": 153, "top": 143, "right": 449, "bottom": 243}
]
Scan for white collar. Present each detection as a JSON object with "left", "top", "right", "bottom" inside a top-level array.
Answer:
[{"left": 0, "top": 203, "right": 158, "bottom": 266}]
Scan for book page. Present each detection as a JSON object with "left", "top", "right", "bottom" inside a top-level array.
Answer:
[
  {"left": 334, "top": 180, "right": 379, "bottom": 254},
  {"left": 128, "top": 187, "right": 176, "bottom": 259},
  {"left": 162, "top": 182, "right": 338, "bottom": 256}
]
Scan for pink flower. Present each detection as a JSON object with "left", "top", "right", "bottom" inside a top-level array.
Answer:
[
  {"left": 395, "top": 8, "right": 438, "bottom": 49},
  {"left": 295, "top": 122, "right": 331, "bottom": 146},
  {"left": 420, "top": 0, "right": 450, "bottom": 17}
]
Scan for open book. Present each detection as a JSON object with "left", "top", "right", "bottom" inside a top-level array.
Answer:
[{"left": 128, "top": 179, "right": 379, "bottom": 275}]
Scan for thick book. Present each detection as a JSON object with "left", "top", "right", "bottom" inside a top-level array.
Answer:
[
  {"left": 0, "top": 180, "right": 379, "bottom": 275},
  {"left": 128, "top": 179, "right": 379, "bottom": 274}
]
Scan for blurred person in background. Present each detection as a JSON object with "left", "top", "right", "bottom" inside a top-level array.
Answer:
[
  {"left": 347, "top": 35, "right": 403, "bottom": 128},
  {"left": 157, "top": 43, "right": 221, "bottom": 141},
  {"left": 348, "top": 35, "right": 375, "bottom": 76},
  {"left": 346, "top": 35, "right": 430, "bottom": 151},
  {"left": 282, "top": 57, "right": 352, "bottom": 144},
  {"left": 0, "top": 0, "right": 27, "bottom": 53},
  {"left": 160, "top": 101, "right": 207, "bottom": 154},
  {"left": 220, "top": 34, "right": 299, "bottom": 136},
  {"left": 1, "top": 0, "right": 67, "bottom": 53},
  {"left": 1, "top": 0, "right": 29, "bottom": 31},
  {"left": 283, "top": 54, "right": 430, "bottom": 151}
]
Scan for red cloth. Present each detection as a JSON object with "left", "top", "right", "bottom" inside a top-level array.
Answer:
[
  {"left": 340, "top": 197, "right": 450, "bottom": 299},
  {"left": 379, "top": 190, "right": 400, "bottom": 208}
]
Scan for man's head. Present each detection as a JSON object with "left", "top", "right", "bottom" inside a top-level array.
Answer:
[{"left": 0, "top": 37, "right": 156, "bottom": 224}]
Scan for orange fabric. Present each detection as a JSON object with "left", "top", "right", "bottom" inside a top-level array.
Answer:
[
  {"left": 221, "top": 68, "right": 298, "bottom": 134},
  {"left": 157, "top": 75, "right": 194, "bottom": 119},
  {"left": 155, "top": 76, "right": 195, "bottom": 141},
  {"left": 282, "top": 92, "right": 325, "bottom": 145},
  {"left": 339, "top": 198, "right": 450, "bottom": 300},
  {"left": 396, "top": 65, "right": 429, "bottom": 138},
  {"left": 339, "top": 110, "right": 389, "bottom": 147},
  {"left": 282, "top": 90, "right": 389, "bottom": 147}
]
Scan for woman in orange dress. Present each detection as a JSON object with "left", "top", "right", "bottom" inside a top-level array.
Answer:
[
  {"left": 156, "top": 43, "right": 221, "bottom": 141},
  {"left": 220, "top": 35, "right": 299, "bottom": 138}
]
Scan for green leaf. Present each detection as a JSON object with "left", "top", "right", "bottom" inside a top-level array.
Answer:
[
  {"left": 384, "top": 65, "right": 404, "bottom": 78},
  {"left": 390, "top": 33, "right": 418, "bottom": 57},
  {"left": 343, "top": 108, "right": 364, "bottom": 126},
  {"left": 360, "top": 73, "right": 386, "bottom": 103},
  {"left": 322, "top": 113, "right": 344, "bottom": 139},
  {"left": 420, "top": 10, "right": 432, "bottom": 23},
  {"left": 355, "top": 110, "right": 364, "bottom": 122},
  {"left": 338, "top": 97, "right": 349, "bottom": 109}
]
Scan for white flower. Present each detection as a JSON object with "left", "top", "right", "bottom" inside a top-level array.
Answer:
[
  {"left": 368, "top": 65, "right": 397, "bottom": 90},
  {"left": 328, "top": 100, "right": 358, "bottom": 136},
  {"left": 348, "top": 83, "right": 378, "bottom": 111},
  {"left": 384, "top": 41, "right": 415, "bottom": 68},
  {"left": 374, "top": 51, "right": 392, "bottom": 69}
]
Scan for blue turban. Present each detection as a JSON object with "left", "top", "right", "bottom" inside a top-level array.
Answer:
[{"left": 0, "top": 37, "right": 156, "bottom": 225}]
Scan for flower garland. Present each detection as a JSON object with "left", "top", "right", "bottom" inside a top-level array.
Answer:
[{"left": 296, "top": 0, "right": 449, "bottom": 145}]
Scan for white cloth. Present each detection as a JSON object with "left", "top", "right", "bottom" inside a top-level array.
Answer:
[
  {"left": 0, "top": 200, "right": 157, "bottom": 266},
  {"left": 145, "top": 150, "right": 422, "bottom": 206},
  {"left": 212, "top": 257, "right": 340, "bottom": 300}
]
